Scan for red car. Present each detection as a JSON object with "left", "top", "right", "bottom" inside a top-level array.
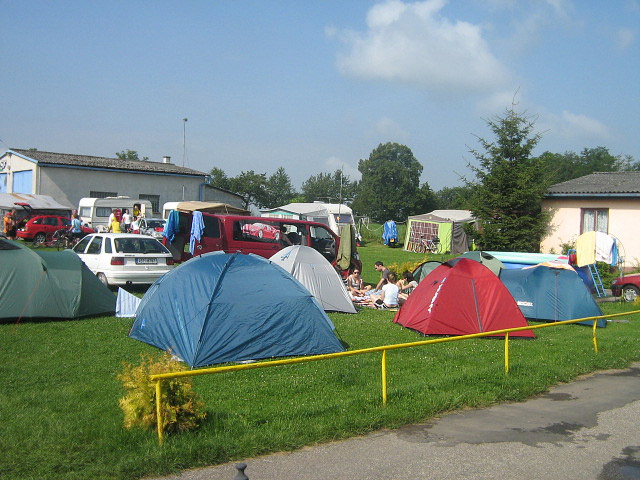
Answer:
[
  {"left": 17, "top": 215, "right": 94, "bottom": 244},
  {"left": 241, "top": 222, "right": 281, "bottom": 241},
  {"left": 611, "top": 274, "right": 640, "bottom": 302}
]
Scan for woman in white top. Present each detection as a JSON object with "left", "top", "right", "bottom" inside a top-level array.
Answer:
[{"left": 370, "top": 272, "right": 399, "bottom": 308}]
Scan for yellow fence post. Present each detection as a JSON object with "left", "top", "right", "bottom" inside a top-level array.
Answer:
[
  {"left": 592, "top": 320, "right": 598, "bottom": 353},
  {"left": 504, "top": 332, "right": 510, "bottom": 374},
  {"left": 381, "top": 350, "right": 387, "bottom": 406},
  {"left": 156, "top": 380, "right": 164, "bottom": 445}
]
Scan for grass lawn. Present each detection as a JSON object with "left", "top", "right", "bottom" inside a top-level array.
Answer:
[{"left": 2, "top": 243, "right": 640, "bottom": 479}]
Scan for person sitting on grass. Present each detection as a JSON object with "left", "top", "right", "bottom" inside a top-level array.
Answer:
[
  {"left": 397, "top": 270, "right": 418, "bottom": 305},
  {"left": 369, "top": 272, "right": 399, "bottom": 309},
  {"left": 347, "top": 268, "right": 365, "bottom": 296}
]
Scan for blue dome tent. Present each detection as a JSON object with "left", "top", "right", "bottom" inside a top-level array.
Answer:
[
  {"left": 499, "top": 264, "right": 605, "bottom": 327},
  {"left": 129, "top": 252, "right": 345, "bottom": 367}
]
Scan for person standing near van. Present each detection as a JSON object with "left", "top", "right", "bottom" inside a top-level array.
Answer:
[{"left": 122, "top": 209, "right": 132, "bottom": 233}]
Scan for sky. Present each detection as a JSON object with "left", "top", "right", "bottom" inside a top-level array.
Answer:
[{"left": 1, "top": 0, "right": 639, "bottom": 192}]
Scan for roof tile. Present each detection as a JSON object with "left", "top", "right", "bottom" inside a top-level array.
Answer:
[{"left": 10, "top": 149, "right": 206, "bottom": 177}]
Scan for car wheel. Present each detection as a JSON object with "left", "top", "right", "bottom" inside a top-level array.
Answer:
[
  {"left": 34, "top": 232, "right": 47, "bottom": 245},
  {"left": 622, "top": 285, "right": 640, "bottom": 302},
  {"left": 97, "top": 273, "right": 110, "bottom": 288}
]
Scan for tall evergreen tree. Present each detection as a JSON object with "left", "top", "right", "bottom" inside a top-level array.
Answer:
[
  {"left": 265, "top": 167, "right": 296, "bottom": 208},
  {"left": 467, "top": 109, "right": 550, "bottom": 251}
]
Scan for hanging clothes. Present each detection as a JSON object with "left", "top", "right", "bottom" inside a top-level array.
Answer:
[
  {"left": 163, "top": 210, "right": 180, "bottom": 243},
  {"left": 575, "top": 231, "right": 596, "bottom": 267},
  {"left": 189, "top": 211, "right": 205, "bottom": 255},
  {"left": 594, "top": 231, "right": 615, "bottom": 264}
]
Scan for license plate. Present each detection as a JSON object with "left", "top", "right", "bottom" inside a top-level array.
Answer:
[{"left": 135, "top": 257, "right": 158, "bottom": 265}]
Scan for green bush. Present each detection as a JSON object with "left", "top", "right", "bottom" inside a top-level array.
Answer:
[{"left": 118, "top": 353, "right": 207, "bottom": 435}]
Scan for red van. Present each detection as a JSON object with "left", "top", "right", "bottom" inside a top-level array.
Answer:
[{"left": 164, "top": 212, "right": 361, "bottom": 274}]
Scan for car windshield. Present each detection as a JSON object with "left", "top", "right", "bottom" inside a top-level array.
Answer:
[
  {"left": 114, "top": 237, "right": 169, "bottom": 254},
  {"left": 145, "top": 220, "right": 165, "bottom": 228}
]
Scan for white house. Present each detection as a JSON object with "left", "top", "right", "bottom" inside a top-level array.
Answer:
[
  {"left": 540, "top": 172, "right": 640, "bottom": 269},
  {"left": 0, "top": 148, "right": 244, "bottom": 214}
]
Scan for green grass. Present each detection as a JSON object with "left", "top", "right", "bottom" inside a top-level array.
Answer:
[{"left": 2, "top": 245, "right": 640, "bottom": 479}]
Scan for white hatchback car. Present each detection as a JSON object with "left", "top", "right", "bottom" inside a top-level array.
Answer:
[{"left": 73, "top": 233, "right": 174, "bottom": 287}]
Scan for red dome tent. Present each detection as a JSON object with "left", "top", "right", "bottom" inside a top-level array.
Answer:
[{"left": 394, "top": 258, "right": 534, "bottom": 338}]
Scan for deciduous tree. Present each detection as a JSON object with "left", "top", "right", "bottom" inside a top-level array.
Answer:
[
  {"left": 352, "top": 142, "right": 425, "bottom": 221},
  {"left": 116, "top": 149, "right": 148, "bottom": 161},
  {"left": 300, "top": 170, "right": 357, "bottom": 204}
]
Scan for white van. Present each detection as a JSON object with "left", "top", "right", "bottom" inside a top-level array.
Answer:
[
  {"left": 78, "top": 197, "right": 154, "bottom": 231},
  {"left": 262, "top": 202, "right": 355, "bottom": 236}
]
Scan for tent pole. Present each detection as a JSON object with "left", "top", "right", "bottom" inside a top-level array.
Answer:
[
  {"left": 381, "top": 350, "right": 387, "bottom": 406},
  {"left": 504, "top": 333, "right": 510, "bottom": 374},
  {"left": 156, "top": 380, "right": 164, "bottom": 444}
]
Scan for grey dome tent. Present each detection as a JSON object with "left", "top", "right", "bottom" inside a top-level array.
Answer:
[
  {"left": 129, "top": 252, "right": 345, "bottom": 368},
  {"left": 270, "top": 246, "right": 356, "bottom": 313},
  {"left": 0, "top": 238, "right": 115, "bottom": 320}
]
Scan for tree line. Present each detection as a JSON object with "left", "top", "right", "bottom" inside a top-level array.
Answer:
[{"left": 120, "top": 109, "right": 637, "bottom": 251}]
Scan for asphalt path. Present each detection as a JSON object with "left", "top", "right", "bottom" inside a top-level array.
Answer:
[{"left": 153, "top": 363, "right": 640, "bottom": 480}]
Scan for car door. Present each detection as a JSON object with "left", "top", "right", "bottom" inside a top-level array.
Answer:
[
  {"left": 309, "top": 225, "right": 338, "bottom": 262},
  {"left": 82, "top": 235, "right": 103, "bottom": 272},
  {"left": 190, "top": 214, "right": 224, "bottom": 256},
  {"left": 43, "top": 216, "right": 59, "bottom": 236}
]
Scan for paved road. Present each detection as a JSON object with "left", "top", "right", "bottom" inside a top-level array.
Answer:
[{"left": 154, "top": 363, "right": 640, "bottom": 480}]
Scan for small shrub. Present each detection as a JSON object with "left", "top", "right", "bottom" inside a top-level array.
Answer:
[
  {"left": 118, "top": 353, "right": 207, "bottom": 435},
  {"left": 388, "top": 257, "right": 430, "bottom": 278},
  {"left": 559, "top": 238, "right": 576, "bottom": 255}
]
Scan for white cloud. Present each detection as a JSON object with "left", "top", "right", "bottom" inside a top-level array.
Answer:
[
  {"left": 538, "top": 110, "right": 613, "bottom": 142},
  {"left": 616, "top": 27, "right": 635, "bottom": 49},
  {"left": 333, "top": 0, "right": 511, "bottom": 95},
  {"left": 375, "top": 116, "right": 409, "bottom": 140},
  {"left": 323, "top": 156, "right": 361, "bottom": 181}
]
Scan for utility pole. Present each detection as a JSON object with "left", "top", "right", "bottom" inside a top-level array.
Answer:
[{"left": 182, "top": 118, "right": 188, "bottom": 167}]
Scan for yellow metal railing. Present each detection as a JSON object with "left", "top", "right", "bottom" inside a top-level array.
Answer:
[{"left": 150, "top": 310, "right": 639, "bottom": 443}]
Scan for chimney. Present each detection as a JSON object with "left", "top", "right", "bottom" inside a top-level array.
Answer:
[{"left": 162, "top": 156, "right": 171, "bottom": 164}]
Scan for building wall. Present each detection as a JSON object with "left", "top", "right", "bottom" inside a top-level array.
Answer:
[
  {"left": 0, "top": 153, "right": 37, "bottom": 193},
  {"left": 201, "top": 185, "right": 245, "bottom": 209},
  {"left": 1, "top": 151, "right": 244, "bottom": 215},
  {"left": 541, "top": 197, "right": 640, "bottom": 267},
  {"left": 38, "top": 166, "right": 205, "bottom": 214}
]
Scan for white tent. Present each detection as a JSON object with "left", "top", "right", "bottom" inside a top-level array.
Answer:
[{"left": 270, "top": 246, "right": 356, "bottom": 313}]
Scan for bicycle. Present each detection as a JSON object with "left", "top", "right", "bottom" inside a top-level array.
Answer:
[{"left": 417, "top": 235, "right": 440, "bottom": 254}]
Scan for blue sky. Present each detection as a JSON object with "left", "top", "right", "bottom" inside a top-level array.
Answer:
[{"left": 1, "top": 0, "right": 638, "bottom": 191}]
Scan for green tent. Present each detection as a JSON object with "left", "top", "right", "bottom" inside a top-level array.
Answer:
[
  {"left": 404, "top": 210, "right": 474, "bottom": 254},
  {"left": 457, "top": 251, "right": 504, "bottom": 276},
  {"left": 0, "top": 239, "right": 115, "bottom": 320}
]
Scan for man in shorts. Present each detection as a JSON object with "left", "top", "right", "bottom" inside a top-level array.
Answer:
[{"left": 3, "top": 208, "right": 17, "bottom": 240}]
